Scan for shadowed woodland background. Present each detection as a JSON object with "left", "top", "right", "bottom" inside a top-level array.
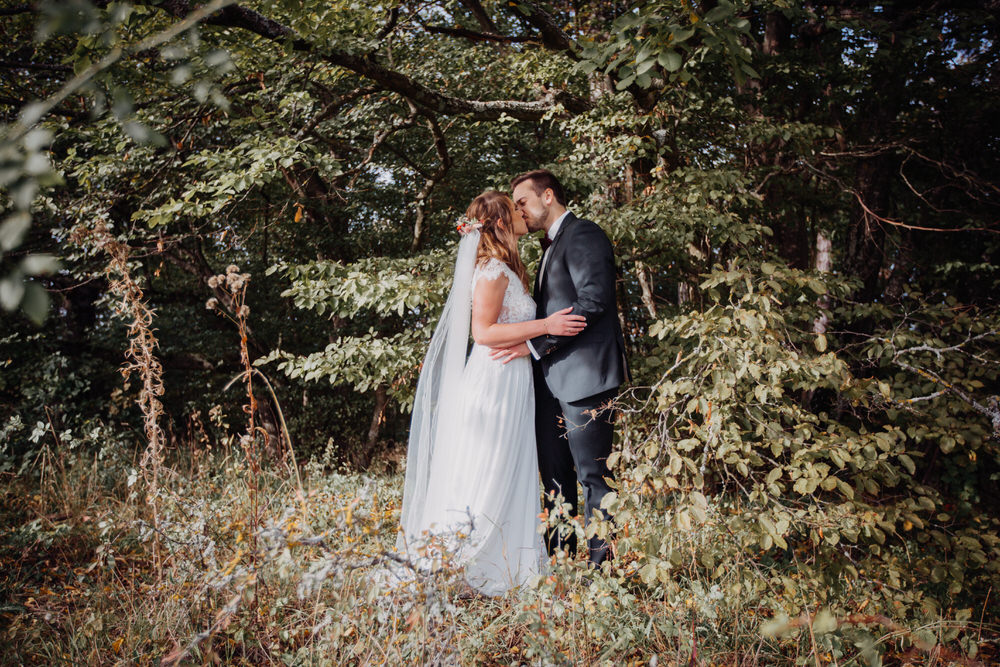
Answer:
[{"left": 1, "top": 0, "right": 999, "bottom": 664}]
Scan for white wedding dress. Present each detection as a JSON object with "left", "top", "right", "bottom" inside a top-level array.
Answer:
[{"left": 398, "top": 239, "right": 546, "bottom": 596}]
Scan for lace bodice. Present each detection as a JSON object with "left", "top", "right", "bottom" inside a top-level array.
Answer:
[{"left": 471, "top": 258, "right": 536, "bottom": 325}]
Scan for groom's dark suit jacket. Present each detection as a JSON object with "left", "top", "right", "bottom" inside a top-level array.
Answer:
[{"left": 530, "top": 212, "right": 629, "bottom": 403}]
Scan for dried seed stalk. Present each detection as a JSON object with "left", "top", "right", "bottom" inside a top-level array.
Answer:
[{"left": 82, "top": 223, "right": 167, "bottom": 578}]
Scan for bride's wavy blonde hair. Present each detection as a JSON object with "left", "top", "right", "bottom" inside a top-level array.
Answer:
[{"left": 466, "top": 190, "right": 529, "bottom": 290}]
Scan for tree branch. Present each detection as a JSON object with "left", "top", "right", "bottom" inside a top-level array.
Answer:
[
  {"left": 154, "top": 1, "right": 590, "bottom": 120},
  {"left": 6, "top": 0, "right": 237, "bottom": 144},
  {"left": 458, "top": 0, "right": 500, "bottom": 34},
  {"left": 411, "top": 107, "right": 452, "bottom": 251},
  {"left": 505, "top": 0, "right": 579, "bottom": 57},
  {"left": 0, "top": 4, "right": 33, "bottom": 16},
  {"left": 800, "top": 159, "right": 1000, "bottom": 234},
  {"left": 420, "top": 22, "right": 529, "bottom": 44},
  {"left": 374, "top": 6, "right": 400, "bottom": 41},
  {"left": 889, "top": 329, "right": 1000, "bottom": 436},
  {"left": 294, "top": 84, "right": 378, "bottom": 140},
  {"left": 892, "top": 358, "right": 1000, "bottom": 437},
  {"left": 346, "top": 110, "right": 421, "bottom": 188}
]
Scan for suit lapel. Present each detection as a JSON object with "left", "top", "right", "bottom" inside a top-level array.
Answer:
[
  {"left": 550, "top": 212, "right": 575, "bottom": 249},
  {"left": 537, "top": 212, "right": 576, "bottom": 295}
]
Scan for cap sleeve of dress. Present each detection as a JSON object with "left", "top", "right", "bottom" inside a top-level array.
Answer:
[{"left": 471, "top": 257, "right": 509, "bottom": 291}]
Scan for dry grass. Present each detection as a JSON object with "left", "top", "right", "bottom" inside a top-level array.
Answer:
[{"left": 1, "top": 436, "right": 996, "bottom": 666}]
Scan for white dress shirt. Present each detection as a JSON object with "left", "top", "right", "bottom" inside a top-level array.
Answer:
[
  {"left": 538, "top": 210, "right": 569, "bottom": 283},
  {"left": 526, "top": 210, "right": 571, "bottom": 360}
]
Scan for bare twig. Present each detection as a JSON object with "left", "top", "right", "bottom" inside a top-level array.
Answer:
[
  {"left": 800, "top": 160, "right": 1000, "bottom": 234},
  {"left": 411, "top": 107, "right": 452, "bottom": 251}
]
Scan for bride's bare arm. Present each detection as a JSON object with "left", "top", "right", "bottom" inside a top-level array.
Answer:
[{"left": 471, "top": 274, "right": 585, "bottom": 348}]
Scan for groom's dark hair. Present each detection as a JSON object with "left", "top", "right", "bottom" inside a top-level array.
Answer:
[{"left": 511, "top": 169, "right": 567, "bottom": 207}]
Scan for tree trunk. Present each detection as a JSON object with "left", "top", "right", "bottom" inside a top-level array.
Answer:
[
  {"left": 803, "top": 229, "right": 833, "bottom": 410},
  {"left": 365, "top": 384, "right": 389, "bottom": 460},
  {"left": 813, "top": 230, "right": 832, "bottom": 335},
  {"left": 635, "top": 261, "right": 657, "bottom": 319}
]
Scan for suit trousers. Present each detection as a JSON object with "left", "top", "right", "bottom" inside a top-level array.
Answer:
[{"left": 534, "top": 370, "right": 617, "bottom": 565}]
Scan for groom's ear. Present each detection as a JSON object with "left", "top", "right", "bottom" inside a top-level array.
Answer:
[{"left": 543, "top": 188, "right": 554, "bottom": 205}]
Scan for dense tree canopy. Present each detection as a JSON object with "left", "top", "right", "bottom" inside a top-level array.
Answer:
[{"left": 2, "top": 0, "right": 999, "bottom": 661}]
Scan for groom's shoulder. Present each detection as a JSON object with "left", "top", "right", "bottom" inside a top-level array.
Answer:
[
  {"left": 567, "top": 213, "right": 603, "bottom": 234},
  {"left": 567, "top": 215, "right": 612, "bottom": 243}
]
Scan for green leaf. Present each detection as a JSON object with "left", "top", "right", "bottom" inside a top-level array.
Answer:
[
  {"left": 636, "top": 58, "right": 657, "bottom": 75},
  {"left": 616, "top": 74, "right": 636, "bottom": 90},
  {"left": 600, "top": 491, "right": 618, "bottom": 509},
  {"left": 73, "top": 55, "right": 93, "bottom": 75},
  {"left": 21, "top": 281, "right": 49, "bottom": 325},
  {"left": 672, "top": 27, "right": 695, "bottom": 43},
  {"left": 0, "top": 213, "right": 31, "bottom": 251},
  {"left": 657, "top": 50, "right": 682, "bottom": 72},
  {"left": 0, "top": 274, "right": 25, "bottom": 310},
  {"left": 21, "top": 254, "right": 61, "bottom": 276},
  {"left": 703, "top": 2, "right": 734, "bottom": 23},
  {"left": 806, "top": 278, "right": 827, "bottom": 295}
]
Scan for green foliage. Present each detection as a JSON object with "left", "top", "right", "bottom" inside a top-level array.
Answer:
[
  {"left": 576, "top": 0, "right": 757, "bottom": 89},
  {"left": 0, "top": 127, "right": 62, "bottom": 323},
  {"left": 261, "top": 329, "right": 426, "bottom": 402},
  {"left": 133, "top": 136, "right": 330, "bottom": 228},
  {"left": 258, "top": 251, "right": 454, "bottom": 408},
  {"left": 273, "top": 252, "right": 451, "bottom": 320},
  {"left": 611, "top": 263, "right": 999, "bottom": 615}
]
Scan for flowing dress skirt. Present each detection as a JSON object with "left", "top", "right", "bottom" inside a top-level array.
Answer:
[{"left": 417, "top": 344, "right": 545, "bottom": 595}]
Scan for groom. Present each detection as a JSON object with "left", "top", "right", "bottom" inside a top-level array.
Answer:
[{"left": 493, "top": 169, "right": 629, "bottom": 566}]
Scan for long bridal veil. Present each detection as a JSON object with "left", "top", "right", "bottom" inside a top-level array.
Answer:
[{"left": 397, "top": 229, "right": 480, "bottom": 552}]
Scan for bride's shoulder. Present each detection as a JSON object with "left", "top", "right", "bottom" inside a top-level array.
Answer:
[{"left": 473, "top": 257, "right": 511, "bottom": 283}]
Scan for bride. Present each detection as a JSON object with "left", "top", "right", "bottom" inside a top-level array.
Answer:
[{"left": 397, "top": 190, "right": 585, "bottom": 596}]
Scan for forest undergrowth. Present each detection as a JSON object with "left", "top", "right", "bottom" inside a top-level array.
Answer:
[{"left": 1, "top": 425, "right": 995, "bottom": 666}]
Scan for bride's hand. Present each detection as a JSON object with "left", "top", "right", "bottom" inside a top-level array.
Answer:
[{"left": 544, "top": 307, "right": 586, "bottom": 336}]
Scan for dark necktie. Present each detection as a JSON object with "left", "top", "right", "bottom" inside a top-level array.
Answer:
[{"left": 540, "top": 235, "right": 553, "bottom": 252}]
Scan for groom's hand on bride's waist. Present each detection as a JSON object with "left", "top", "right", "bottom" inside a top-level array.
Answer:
[{"left": 490, "top": 343, "right": 531, "bottom": 364}]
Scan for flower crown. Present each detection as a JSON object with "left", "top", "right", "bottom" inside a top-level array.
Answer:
[{"left": 456, "top": 215, "right": 484, "bottom": 235}]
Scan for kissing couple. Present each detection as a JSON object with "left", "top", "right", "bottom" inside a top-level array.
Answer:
[{"left": 397, "top": 170, "right": 629, "bottom": 596}]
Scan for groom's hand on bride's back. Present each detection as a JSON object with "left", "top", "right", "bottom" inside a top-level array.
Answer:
[
  {"left": 489, "top": 343, "right": 531, "bottom": 364},
  {"left": 490, "top": 307, "right": 586, "bottom": 364}
]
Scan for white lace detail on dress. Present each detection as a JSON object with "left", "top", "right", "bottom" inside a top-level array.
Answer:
[{"left": 472, "top": 258, "right": 536, "bottom": 325}]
